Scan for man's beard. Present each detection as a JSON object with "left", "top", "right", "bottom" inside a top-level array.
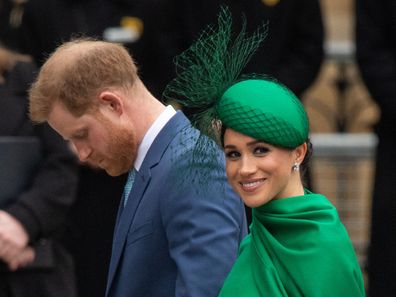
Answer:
[
  {"left": 93, "top": 115, "right": 138, "bottom": 176},
  {"left": 104, "top": 125, "right": 137, "bottom": 176}
]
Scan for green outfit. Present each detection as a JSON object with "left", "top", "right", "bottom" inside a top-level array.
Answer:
[{"left": 219, "top": 191, "right": 365, "bottom": 297}]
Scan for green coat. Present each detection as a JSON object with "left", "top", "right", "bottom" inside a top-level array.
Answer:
[{"left": 219, "top": 191, "right": 365, "bottom": 297}]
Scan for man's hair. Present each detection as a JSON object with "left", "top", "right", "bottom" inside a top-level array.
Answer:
[{"left": 29, "top": 38, "right": 138, "bottom": 122}]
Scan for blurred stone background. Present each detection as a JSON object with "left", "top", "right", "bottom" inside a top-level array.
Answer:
[{"left": 305, "top": 0, "right": 378, "bottom": 285}]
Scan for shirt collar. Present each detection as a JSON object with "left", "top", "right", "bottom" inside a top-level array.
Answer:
[{"left": 133, "top": 105, "right": 176, "bottom": 171}]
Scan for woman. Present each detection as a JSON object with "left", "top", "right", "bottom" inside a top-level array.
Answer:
[
  {"left": 164, "top": 8, "right": 365, "bottom": 297},
  {"left": 217, "top": 79, "right": 365, "bottom": 296}
]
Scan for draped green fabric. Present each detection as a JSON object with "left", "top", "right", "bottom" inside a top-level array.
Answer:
[{"left": 219, "top": 192, "right": 365, "bottom": 297}]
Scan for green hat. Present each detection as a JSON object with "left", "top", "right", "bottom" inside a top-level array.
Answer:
[{"left": 218, "top": 79, "right": 309, "bottom": 148}]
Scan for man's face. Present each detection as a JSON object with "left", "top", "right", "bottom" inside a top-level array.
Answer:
[{"left": 48, "top": 102, "right": 137, "bottom": 176}]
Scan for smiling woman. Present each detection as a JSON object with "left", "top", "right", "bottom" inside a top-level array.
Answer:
[
  {"left": 164, "top": 7, "right": 366, "bottom": 297},
  {"left": 214, "top": 79, "right": 364, "bottom": 297}
]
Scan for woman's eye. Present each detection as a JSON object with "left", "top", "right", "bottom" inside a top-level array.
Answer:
[
  {"left": 254, "top": 146, "right": 269, "bottom": 155},
  {"left": 225, "top": 150, "right": 240, "bottom": 159}
]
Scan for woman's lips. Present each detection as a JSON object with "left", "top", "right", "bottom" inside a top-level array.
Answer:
[{"left": 240, "top": 178, "right": 265, "bottom": 192}]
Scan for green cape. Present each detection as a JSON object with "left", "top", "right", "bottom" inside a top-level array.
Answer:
[{"left": 219, "top": 192, "right": 365, "bottom": 297}]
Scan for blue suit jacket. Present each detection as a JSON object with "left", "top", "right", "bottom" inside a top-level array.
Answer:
[{"left": 106, "top": 112, "right": 246, "bottom": 297}]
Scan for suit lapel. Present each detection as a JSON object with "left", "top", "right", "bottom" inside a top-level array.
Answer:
[{"left": 106, "top": 112, "right": 190, "bottom": 295}]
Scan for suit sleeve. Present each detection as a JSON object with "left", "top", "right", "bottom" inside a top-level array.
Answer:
[
  {"left": 2, "top": 61, "right": 78, "bottom": 243},
  {"left": 160, "top": 150, "right": 246, "bottom": 297},
  {"left": 6, "top": 123, "right": 78, "bottom": 243},
  {"left": 355, "top": 0, "right": 396, "bottom": 122}
]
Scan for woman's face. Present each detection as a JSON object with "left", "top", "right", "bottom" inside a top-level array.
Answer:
[{"left": 223, "top": 129, "right": 306, "bottom": 208}]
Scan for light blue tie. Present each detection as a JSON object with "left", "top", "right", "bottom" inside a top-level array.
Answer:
[{"left": 123, "top": 169, "right": 136, "bottom": 207}]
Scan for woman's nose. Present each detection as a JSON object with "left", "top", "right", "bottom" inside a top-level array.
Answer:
[{"left": 239, "top": 155, "right": 256, "bottom": 176}]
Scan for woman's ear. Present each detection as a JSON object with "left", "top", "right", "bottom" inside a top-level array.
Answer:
[
  {"left": 98, "top": 91, "right": 124, "bottom": 116},
  {"left": 294, "top": 142, "right": 308, "bottom": 164}
]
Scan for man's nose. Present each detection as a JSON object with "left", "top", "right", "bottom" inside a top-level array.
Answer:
[{"left": 73, "top": 143, "right": 92, "bottom": 162}]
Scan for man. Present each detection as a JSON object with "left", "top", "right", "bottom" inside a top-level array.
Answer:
[
  {"left": 356, "top": 1, "right": 396, "bottom": 296},
  {"left": 29, "top": 38, "right": 246, "bottom": 297}
]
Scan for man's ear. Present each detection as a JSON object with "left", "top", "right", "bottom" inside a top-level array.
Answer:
[{"left": 98, "top": 91, "right": 124, "bottom": 116}]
